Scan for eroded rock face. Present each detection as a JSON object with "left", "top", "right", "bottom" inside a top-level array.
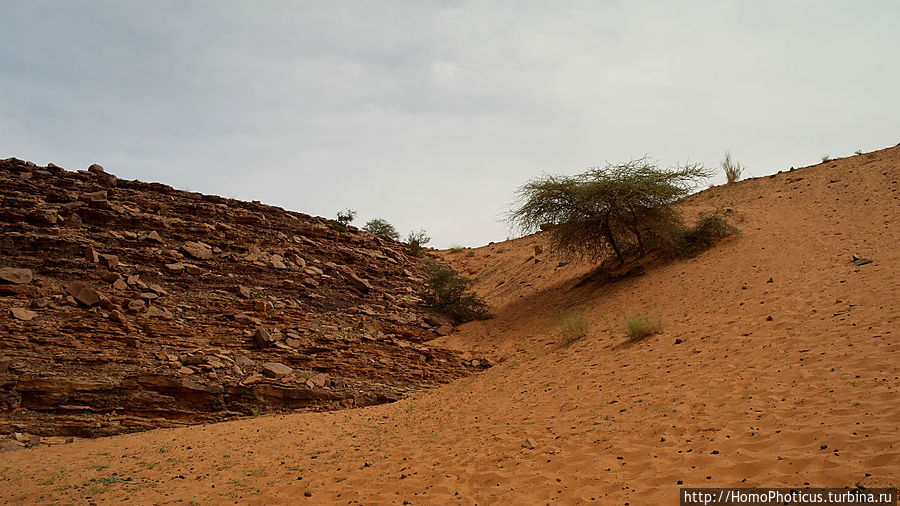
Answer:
[{"left": 0, "top": 157, "right": 488, "bottom": 438}]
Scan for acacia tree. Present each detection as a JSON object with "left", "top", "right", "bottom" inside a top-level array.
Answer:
[{"left": 508, "top": 158, "right": 711, "bottom": 265}]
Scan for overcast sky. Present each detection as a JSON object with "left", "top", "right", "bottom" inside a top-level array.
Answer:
[{"left": 3, "top": 1, "right": 898, "bottom": 247}]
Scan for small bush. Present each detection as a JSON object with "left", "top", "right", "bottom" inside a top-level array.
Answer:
[
  {"left": 668, "top": 214, "right": 740, "bottom": 258},
  {"left": 331, "top": 209, "right": 356, "bottom": 232},
  {"left": 560, "top": 310, "right": 590, "bottom": 346},
  {"left": 623, "top": 315, "right": 662, "bottom": 341},
  {"left": 336, "top": 209, "right": 356, "bottom": 226},
  {"left": 363, "top": 218, "right": 400, "bottom": 240},
  {"left": 420, "top": 261, "right": 491, "bottom": 323},
  {"left": 821, "top": 155, "right": 831, "bottom": 163},
  {"left": 406, "top": 229, "right": 431, "bottom": 257},
  {"left": 721, "top": 152, "right": 744, "bottom": 184}
]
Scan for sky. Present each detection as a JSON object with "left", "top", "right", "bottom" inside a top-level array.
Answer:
[{"left": 2, "top": 1, "right": 898, "bottom": 248}]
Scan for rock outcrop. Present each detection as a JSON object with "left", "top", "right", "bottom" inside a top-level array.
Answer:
[{"left": 0, "top": 157, "right": 482, "bottom": 438}]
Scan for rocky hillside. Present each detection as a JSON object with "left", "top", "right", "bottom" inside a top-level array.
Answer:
[{"left": 0, "top": 158, "right": 486, "bottom": 440}]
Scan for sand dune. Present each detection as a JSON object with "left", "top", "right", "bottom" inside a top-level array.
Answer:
[{"left": 1, "top": 147, "right": 897, "bottom": 504}]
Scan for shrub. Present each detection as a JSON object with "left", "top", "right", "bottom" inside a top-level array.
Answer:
[
  {"left": 332, "top": 209, "right": 356, "bottom": 232},
  {"left": 667, "top": 214, "right": 740, "bottom": 259},
  {"left": 420, "top": 261, "right": 491, "bottom": 323},
  {"left": 406, "top": 229, "right": 431, "bottom": 257},
  {"left": 560, "top": 310, "right": 590, "bottom": 346},
  {"left": 508, "top": 158, "right": 711, "bottom": 265},
  {"left": 623, "top": 315, "right": 662, "bottom": 341},
  {"left": 363, "top": 218, "right": 400, "bottom": 240},
  {"left": 336, "top": 209, "right": 356, "bottom": 227},
  {"left": 821, "top": 155, "right": 831, "bottom": 163},
  {"left": 721, "top": 151, "right": 744, "bottom": 184}
]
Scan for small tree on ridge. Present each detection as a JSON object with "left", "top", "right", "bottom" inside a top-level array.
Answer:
[
  {"left": 507, "top": 158, "right": 711, "bottom": 265},
  {"left": 363, "top": 218, "right": 400, "bottom": 240}
]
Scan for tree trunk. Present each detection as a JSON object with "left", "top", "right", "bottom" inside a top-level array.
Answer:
[{"left": 602, "top": 214, "right": 625, "bottom": 265}]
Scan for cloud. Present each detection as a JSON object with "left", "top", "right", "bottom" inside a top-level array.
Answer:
[{"left": 2, "top": 1, "right": 899, "bottom": 247}]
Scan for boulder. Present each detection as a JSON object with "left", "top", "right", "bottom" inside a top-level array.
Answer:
[
  {"left": 147, "top": 306, "right": 175, "bottom": 320},
  {"left": 84, "top": 246, "right": 99, "bottom": 263},
  {"left": 164, "top": 263, "right": 185, "bottom": 274},
  {"left": 182, "top": 241, "right": 213, "bottom": 260},
  {"left": 0, "top": 267, "right": 33, "bottom": 285},
  {"left": 270, "top": 255, "right": 287, "bottom": 270},
  {"left": 99, "top": 254, "right": 119, "bottom": 269},
  {"left": 262, "top": 362, "right": 293, "bottom": 378},
  {"left": 143, "top": 230, "right": 164, "bottom": 243},
  {"left": 345, "top": 271, "right": 373, "bottom": 293},
  {"left": 10, "top": 308, "right": 37, "bottom": 321},
  {"left": 254, "top": 328, "right": 276, "bottom": 348},
  {"left": 65, "top": 281, "right": 101, "bottom": 307}
]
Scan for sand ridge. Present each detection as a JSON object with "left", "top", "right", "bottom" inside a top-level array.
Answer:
[{"left": 0, "top": 147, "right": 897, "bottom": 504}]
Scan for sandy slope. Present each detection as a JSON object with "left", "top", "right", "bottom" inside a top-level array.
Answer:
[{"left": 1, "top": 148, "right": 897, "bottom": 504}]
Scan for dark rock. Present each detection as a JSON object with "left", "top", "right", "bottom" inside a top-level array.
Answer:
[
  {"left": 344, "top": 270, "right": 373, "bottom": 293},
  {"left": 84, "top": 246, "right": 99, "bottom": 263},
  {"left": 99, "top": 254, "right": 119, "bottom": 269},
  {"left": 65, "top": 281, "right": 102, "bottom": 307},
  {"left": 254, "top": 328, "right": 276, "bottom": 348}
]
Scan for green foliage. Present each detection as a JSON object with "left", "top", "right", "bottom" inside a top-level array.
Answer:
[
  {"left": 508, "top": 158, "right": 711, "bottom": 265},
  {"left": 623, "top": 315, "right": 662, "bottom": 341},
  {"left": 560, "top": 310, "right": 590, "bottom": 346},
  {"left": 336, "top": 209, "right": 356, "bottom": 226},
  {"left": 721, "top": 151, "right": 744, "bottom": 184},
  {"left": 420, "top": 261, "right": 492, "bottom": 323},
  {"left": 668, "top": 214, "right": 740, "bottom": 259},
  {"left": 331, "top": 209, "right": 357, "bottom": 233},
  {"left": 406, "top": 229, "right": 431, "bottom": 257},
  {"left": 363, "top": 218, "right": 400, "bottom": 240}
]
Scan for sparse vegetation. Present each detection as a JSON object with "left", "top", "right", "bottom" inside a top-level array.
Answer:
[
  {"left": 336, "top": 209, "right": 356, "bottom": 226},
  {"left": 508, "top": 158, "right": 711, "bottom": 265},
  {"left": 721, "top": 151, "right": 744, "bottom": 184},
  {"left": 420, "top": 260, "right": 491, "bottom": 323},
  {"left": 822, "top": 155, "right": 831, "bottom": 163},
  {"left": 449, "top": 245, "right": 465, "bottom": 253},
  {"left": 332, "top": 208, "right": 356, "bottom": 232},
  {"left": 406, "top": 229, "right": 431, "bottom": 257},
  {"left": 560, "top": 310, "right": 590, "bottom": 346},
  {"left": 362, "top": 218, "right": 400, "bottom": 240},
  {"left": 623, "top": 315, "right": 662, "bottom": 341},
  {"left": 668, "top": 213, "right": 740, "bottom": 259}
]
